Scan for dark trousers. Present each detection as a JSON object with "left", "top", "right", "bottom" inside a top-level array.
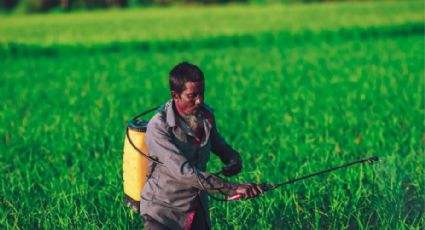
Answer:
[{"left": 142, "top": 211, "right": 209, "bottom": 230}]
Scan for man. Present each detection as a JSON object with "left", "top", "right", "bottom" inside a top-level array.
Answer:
[{"left": 140, "top": 62, "right": 263, "bottom": 230}]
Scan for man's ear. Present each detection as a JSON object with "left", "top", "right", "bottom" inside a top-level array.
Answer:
[{"left": 171, "top": 91, "right": 179, "bottom": 100}]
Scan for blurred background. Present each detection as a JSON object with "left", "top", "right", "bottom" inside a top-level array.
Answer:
[{"left": 1, "top": 0, "right": 386, "bottom": 13}]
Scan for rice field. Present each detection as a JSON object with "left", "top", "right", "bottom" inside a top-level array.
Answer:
[{"left": 0, "top": 0, "right": 424, "bottom": 229}]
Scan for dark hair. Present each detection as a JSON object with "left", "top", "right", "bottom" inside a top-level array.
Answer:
[{"left": 169, "top": 62, "right": 204, "bottom": 94}]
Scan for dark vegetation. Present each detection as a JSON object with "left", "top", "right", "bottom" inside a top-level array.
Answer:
[{"left": 1, "top": 0, "right": 375, "bottom": 13}]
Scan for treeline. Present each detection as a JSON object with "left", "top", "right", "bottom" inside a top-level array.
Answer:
[
  {"left": 0, "top": 0, "right": 364, "bottom": 13},
  {"left": 3, "top": 0, "right": 243, "bottom": 13},
  {"left": 1, "top": 0, "right": 131, "bottom": 13}
]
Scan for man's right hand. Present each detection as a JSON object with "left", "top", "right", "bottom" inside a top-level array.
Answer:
[{"left": 234, "top": 183, "right": 264, "bottom": 199}]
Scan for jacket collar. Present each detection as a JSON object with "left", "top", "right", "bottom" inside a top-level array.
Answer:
[
  {"left": 164, "top": 99, "right": 213, "bottom": 146},
  {"left": 165, "top": 99, "right": 177, "bottom": 128}
]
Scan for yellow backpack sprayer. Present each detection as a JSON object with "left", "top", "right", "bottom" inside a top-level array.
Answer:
[{"left": 123, "top": 106, "right": 162, "bottom": 213}]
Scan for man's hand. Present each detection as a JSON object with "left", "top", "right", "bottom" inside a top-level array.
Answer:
[
  {"left": 234, "top": 183, "right": 264, "bottom": 199},
  {"left": 221, "top": 158, "right": 242, "bottom": 177}
]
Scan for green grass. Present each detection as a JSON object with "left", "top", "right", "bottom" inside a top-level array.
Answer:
[
  {"left": 1, "top": 0, "right": 424, "bottom": 229},
  {"left": 0, "top": 0, "right": 423, "bottom": 47}
]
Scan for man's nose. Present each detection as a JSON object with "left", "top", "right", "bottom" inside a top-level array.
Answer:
[{"left": 195, "top": 97, "right": 203, "bottom": 106}]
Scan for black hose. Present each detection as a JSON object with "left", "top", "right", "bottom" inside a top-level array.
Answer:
[
  {"left": 131, "top": 106, "right": 160, "bottom": 121},
  {"left": 270, "top": 156, "right": 379, "bottom": 190}
]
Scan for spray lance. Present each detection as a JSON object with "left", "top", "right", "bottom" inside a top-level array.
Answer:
[
  {"left": 225, "top": 156, "right": 379, "bottom": 201},
  {"left": 123, "top": 106, "right": 379, "bottom": 204}
]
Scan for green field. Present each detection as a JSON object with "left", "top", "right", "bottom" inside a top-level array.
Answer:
[{"left": 1, "top": 0, "right": 424, "bottom": 229}]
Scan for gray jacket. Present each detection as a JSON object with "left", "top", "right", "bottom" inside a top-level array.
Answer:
[{"left": 140, "top": 100, "right": 241, "bottom": 229}]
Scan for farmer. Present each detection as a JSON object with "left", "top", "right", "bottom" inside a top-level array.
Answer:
[{"left": 140, "top": 62, "right": 264, "bottom": 229}]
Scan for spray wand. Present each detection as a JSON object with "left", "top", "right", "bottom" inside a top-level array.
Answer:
[{"left": 227, "top": 156, "right": 379, "bottom": 201}]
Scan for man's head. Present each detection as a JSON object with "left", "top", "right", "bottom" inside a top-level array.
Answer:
[{"left": 170, "top": 62, "right": 205, "bottom": 118}]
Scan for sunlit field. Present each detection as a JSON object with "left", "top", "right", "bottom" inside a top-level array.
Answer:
[{"left": 1, "top": 0, "right": 424, "bottom": 229}]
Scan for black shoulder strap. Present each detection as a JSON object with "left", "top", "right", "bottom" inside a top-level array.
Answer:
[{"left": 131, "top": 106, "right": 160, "bottom": 121}]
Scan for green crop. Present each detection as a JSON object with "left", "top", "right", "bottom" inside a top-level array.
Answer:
[
  {"left": 1, "top": 1, "right": 424, "bottom": 229},
  {"left": 0, "top": 0, "right": 423, "bottom": 47}
]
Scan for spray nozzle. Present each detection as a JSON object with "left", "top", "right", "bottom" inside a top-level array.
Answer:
[
  {"left": 366, "top": 156, "right": 379, "bottom": 165},
  {"left": 259, "top": 182, "right": 275, "bottom": 191}
]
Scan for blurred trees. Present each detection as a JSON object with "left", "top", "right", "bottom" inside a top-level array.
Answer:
[
  {"left": 0, "top": 0, "right": 368, "bottom": 13},
  {"left": 0, "top": 0, "right": 19, "bottom": 10},
  {"left": 14, "top": 0, "right": 58, "bottom": 12},
  {"left": 5, "top": 0, "right": 129, "bottom": 12}
]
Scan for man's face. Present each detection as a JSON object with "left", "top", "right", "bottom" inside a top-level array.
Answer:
[{"left": 173, "top": 81, "right": 204, "bottom": 116}]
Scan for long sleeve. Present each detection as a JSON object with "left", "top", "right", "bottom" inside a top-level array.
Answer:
[
  {"left": 210, "top": 123, "right": 242, "bottom": 167},
  {"left": 146, "top": 117, "right": 237, "bottom": 196}
]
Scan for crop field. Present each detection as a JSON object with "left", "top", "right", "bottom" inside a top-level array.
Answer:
[{"left": 1, "top": 0, "right": 424, "bottom": 229}]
